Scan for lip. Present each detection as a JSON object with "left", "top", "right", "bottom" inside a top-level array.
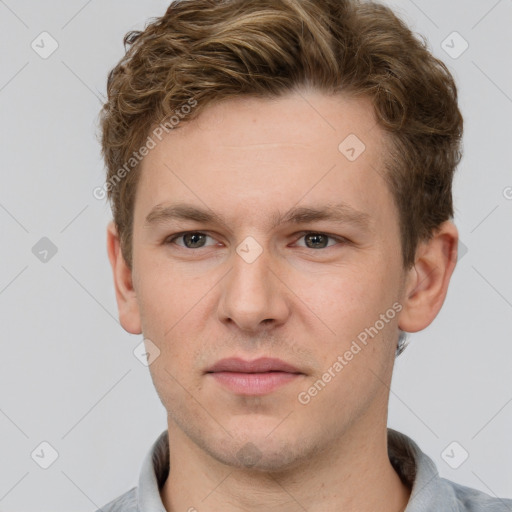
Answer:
[
  {"left": 206, "top": 357, "right": 303, "bottom": 395},
  {"left": 206, "top": 357, "right": 302, "bottom": 374}
]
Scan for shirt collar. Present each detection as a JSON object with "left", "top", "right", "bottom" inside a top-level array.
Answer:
[
  {"left": 137, "top": 429, "right": 169, "bottom": 512},
  {"left": 388, "top": 429, "right": 460, "bottom": 511},
  {"left": 136, "top": 428, "right": 460, "bottom": 512}
]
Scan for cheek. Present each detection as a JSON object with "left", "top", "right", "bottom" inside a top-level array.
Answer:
[
  {"left": 301, "top": 265, "right": 400, "bottom": 365},
  {"left": 136, "top": 255, "right": 200, "bottom": 335},
  {"left": 135, "top": 258, "right": 213, "bottom": 370},
  {"left": 302, "top": 267, "right": 385, "bottom": 329}
]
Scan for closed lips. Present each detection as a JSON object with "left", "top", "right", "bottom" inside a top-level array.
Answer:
[{"left": 206, "top": 357, "right": 303, "bottom": 374}]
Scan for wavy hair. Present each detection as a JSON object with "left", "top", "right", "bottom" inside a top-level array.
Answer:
[{"left": 99, "top": 0, "right": 464, "bottom": 355}]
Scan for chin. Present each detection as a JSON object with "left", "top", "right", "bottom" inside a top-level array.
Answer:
[{"left": 201, "top": 427, "right": 318, "bottom": 473}]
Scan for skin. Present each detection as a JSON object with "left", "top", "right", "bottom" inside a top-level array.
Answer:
[{"left": 107, "top": 89, "right": 458, "bottom": 512}]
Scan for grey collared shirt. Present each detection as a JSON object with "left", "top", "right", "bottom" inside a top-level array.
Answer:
[{"left": 97, "top": 428, "right": 512, "bottom": 511}]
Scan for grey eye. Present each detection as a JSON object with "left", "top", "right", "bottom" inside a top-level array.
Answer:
[
  {"left": 182, "top": 233, "right": 207, "bottom": 248},
  {"left": 304, "top": 233, "right": 330, "bottom": 249}
]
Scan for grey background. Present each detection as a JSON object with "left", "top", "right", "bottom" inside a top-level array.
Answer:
[{"left": 0, "top": 0, "right": 511, "bottom": 510}]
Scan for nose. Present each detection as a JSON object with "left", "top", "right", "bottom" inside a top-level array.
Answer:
[{"left": 217, "top": 243, "right": 291, "bottom": 333}]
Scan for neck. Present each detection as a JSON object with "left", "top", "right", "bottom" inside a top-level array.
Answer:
[{"left": 160, "top": 420, "right": 411, "bottom": 512}]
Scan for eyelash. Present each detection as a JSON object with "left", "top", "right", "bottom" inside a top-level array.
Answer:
[{"left": 164, "top": 231, "right": 348, "bottom": 250}]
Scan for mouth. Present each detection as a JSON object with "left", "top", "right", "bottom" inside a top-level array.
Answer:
[{"left": 205, "top": 357, "right": 304, "bottom": 395}]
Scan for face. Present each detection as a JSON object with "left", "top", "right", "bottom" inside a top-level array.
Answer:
[{"left": 123, "top": 90, "right": 413, "bottom": 470}]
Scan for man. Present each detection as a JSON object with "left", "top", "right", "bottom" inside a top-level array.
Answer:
[{"left": 97, "top": 0, "right": 511, "bottom": 510}]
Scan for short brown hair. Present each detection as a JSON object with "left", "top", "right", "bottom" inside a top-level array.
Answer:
[{"left": 100, "top": 0, "right": 463, "bottom": 272}]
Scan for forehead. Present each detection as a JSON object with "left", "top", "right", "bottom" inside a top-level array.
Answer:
[{"left": 134, "top": 90, "right": 396, "bottom": 231}]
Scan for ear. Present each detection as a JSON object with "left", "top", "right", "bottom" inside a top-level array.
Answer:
[
  {"left": 106, "top": 221, "right": 142, "bottom": 335},
  {"left": 397, "top": 220, "right": 458, "bottom": 333}
]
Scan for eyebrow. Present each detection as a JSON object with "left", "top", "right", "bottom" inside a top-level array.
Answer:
[{"left": 144, "top": 202, "right": 372, "bottom": 231}]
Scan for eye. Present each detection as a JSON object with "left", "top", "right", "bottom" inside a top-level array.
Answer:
[
  {"left": 165, "top": 231, "right": 347, "bottom": 250},
  {"left": 165, "top": 231, "right": 218, "bottom": 249},
  {"left": 293, "top": 232, "right": 346, "bottom": 249}
]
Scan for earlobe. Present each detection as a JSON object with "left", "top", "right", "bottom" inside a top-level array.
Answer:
[
  {"left": 106, "top": 221, "right": 142, "bottom": 335},
  {"left": 397, "top": 221, "right": 458, "bottom": 334}
]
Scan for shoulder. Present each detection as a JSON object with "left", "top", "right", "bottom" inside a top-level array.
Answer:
[
  {"left": 443, "top": 478, "right": 512, "bottom": 511},
  {"left": 95, "top": 486, "right": 138, "bottom": 512}
]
